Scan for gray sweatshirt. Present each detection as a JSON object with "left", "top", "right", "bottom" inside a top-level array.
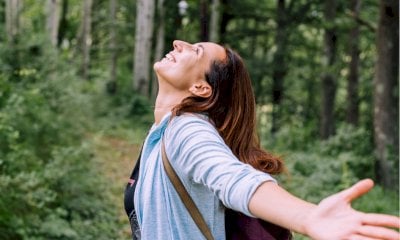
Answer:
[{"left": 134, "top": 112, "right": 276, "bottom": 240}]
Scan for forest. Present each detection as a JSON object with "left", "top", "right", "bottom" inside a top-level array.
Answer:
[{"left": 0, "top": 0, "right": 398, "bottom": 239}]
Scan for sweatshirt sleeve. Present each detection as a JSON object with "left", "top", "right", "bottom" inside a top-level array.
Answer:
[{"left": 164, "top": 115, "right": 276, "bottom": 217}]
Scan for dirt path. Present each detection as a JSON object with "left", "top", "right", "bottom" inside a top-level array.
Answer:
[{"left": 91, "top": 133, "right": 142, "bottom": 240}]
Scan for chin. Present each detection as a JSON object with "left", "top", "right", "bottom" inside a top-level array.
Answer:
[
  {"left": 154, "top": 60, "right": 170, "bottom": 71},
  {"left": 153, "top": 61, "right": 161, "bottom": 71}
]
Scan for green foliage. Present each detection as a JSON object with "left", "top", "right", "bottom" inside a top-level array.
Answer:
[
  {"left": 319, "top": 124, "right": 375, "bottom": 178},
  {"left": 1, "top": 0, "right": 397, "bottom": 238},
  {"left": 278, "top": 151, "right": 358, "bottom": 203},
  {"left": 0, "top": 36, "right": 121, "bottom": 239},
  {"left": 268, "top": 122, "right": 398, "bottom": 216},
  {"left": 352, "top": 185, "right": 399, "bottom": 216}
]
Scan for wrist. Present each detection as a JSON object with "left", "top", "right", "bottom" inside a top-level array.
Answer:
[{"left": 292, "top": 204, "right": 316, "bottom": 236}]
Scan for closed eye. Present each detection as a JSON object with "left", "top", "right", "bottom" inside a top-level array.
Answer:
[{"left": 195, "top": 44, "right": 204, "bottom": 55}]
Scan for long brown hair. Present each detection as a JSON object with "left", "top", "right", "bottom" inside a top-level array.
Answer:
[{"left": 173, "top": 48, "right": 284, "bottom": 174}]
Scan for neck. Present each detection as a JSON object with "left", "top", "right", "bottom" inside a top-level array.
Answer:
[{"left": 154, "top": 90, "right": 188, "bottom": 124}]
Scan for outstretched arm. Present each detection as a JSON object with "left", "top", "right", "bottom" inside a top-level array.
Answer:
[{"left": 248, "top": 179, "right": 400, "bottom": 240}]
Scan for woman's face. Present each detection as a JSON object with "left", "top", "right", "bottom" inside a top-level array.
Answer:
[{"left": 154, "top": 40, "right": 226, "bottom": 91}]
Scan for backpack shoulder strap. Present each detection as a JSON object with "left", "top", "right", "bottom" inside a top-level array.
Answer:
[{"left": 161, "top": 140, "right": 214, "bottom": 240}]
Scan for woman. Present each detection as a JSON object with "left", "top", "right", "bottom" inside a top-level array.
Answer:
[{"left": 124, "top": 40, "right": 400, "bottom": 240}]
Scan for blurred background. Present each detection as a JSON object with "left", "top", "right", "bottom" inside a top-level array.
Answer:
[{"left": 0, "top": 0, "right": 398, "bottom": 239}]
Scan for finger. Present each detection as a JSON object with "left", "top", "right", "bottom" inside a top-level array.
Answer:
[
  {"left": 358, "top": 225, "right": 400, "bottom": 240},
  {"left": 339, "top": 179, "right": 374, "bottom": 202},
  {"left": 362, "top": 213, "right": 400, "bottom": 228}
]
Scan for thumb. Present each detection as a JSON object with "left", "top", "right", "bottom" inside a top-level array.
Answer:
[{"left": 339, "top": 179, "right": 374, "bottom": 203}]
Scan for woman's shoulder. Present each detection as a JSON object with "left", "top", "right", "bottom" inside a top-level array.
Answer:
[
  {"left": 166, "top": 112, "right": 217, "bottom": 138},
  {"left": 170, "top": 112, "right": 213, "bottom": 127}
]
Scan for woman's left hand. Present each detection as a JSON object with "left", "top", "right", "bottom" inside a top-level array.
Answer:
[{"left": 303, "top": 179, "right": 400, "bottom": 240}]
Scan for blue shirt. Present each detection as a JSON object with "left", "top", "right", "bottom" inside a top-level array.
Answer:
[{"left": 134, "top": 113, "right": 276, "bottom": 240}]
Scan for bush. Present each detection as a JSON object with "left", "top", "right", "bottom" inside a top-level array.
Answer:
[
  {"left": 0, "top": 43, "right": 121, "bottom": 239},
  {"left": 266, "top": 122, "right": 399, "bottom": 216}
]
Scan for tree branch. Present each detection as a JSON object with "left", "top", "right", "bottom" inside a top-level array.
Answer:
[{"left": 345, "top": 10, "right": 376, "bottom": 32}]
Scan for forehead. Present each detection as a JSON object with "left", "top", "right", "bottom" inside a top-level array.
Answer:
[{"left": 196, "top": 42, "right": 226, "bottom": 62}]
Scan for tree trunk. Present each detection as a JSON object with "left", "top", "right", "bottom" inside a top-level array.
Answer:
[
  {"left": 5, "top": 0, "right": 20, "bottom": 44},
  {"left": 0, "top": 1, "right": 4, "bottom": 26},
  {"left": 199, "top": 0, "right": 209, "bottom": 41},
  {"left": 271, "top": 0, "right": 287, "bottom": 134},
  {"left": 164, "top": 0, "right": 181, "bottom": 45},
  {"left": 107, "top": 0, "right": 117, "bottom": 94},
  {"left": 373, "top": 0, "right": 399, "bottom": 188},
  {"left": 320, "top": 0, "right": 337, "bottom": 139},
  {"left": 219, "top": 0, "right": 232, "bottom": 43},
  {"left": 5, "top": 0, "right": 21, "bottom": 81},
  {"left": 46, "top": 0, "right": 61, "bottom": 47},
  {"left": 151, "top": 0, "right": 166, "bottom": 100},
  {"left": 81, "top": 0, "right": 93, "bottom": 80},
  {"left": 57, "top": 0, "right": 69, "bottom": 48},
  {"left": 346, "top": 0, "right": 361, "bottom": 126},
  {"left": 209, "top": 0, "right": 220, "bottom": 43},
  {"left": 133, "top": 0, "right": 155, "bottom": 96}
]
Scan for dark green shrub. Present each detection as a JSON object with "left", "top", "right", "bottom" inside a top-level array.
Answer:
[{"left": 0, "top": 43, "right": 121, "bottom": 239}]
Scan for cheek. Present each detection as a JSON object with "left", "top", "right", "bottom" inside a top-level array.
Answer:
[
  {"left": 165, "top": 64, "right": 201, "bottom": 80},
  {"left": 155, "top": 66, "right": 192, "bottom": 89},
  {"left": 155, "top": 57, "right": 207, "bottom": 86}
]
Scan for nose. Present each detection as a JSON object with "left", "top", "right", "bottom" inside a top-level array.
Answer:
[{"left": 173, "top": 40, "right": 191, "bottom": 52}]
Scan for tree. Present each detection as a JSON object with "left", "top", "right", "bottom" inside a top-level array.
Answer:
[
  {"left": 5, "top": 0, "right": 20, "bottom": 44},
  {"left": 133, "top": 0, "right": 155, "bottom": 96},
  {"left": 0, "top": 1, "right": 4, "bottom": 27},
  {"left": 57, "top": 0, "right": 68, "bottom": 47},
  {"left": 320, "top": 0, "right": 337, "bottom": 139},
  {"left": 270, "top": 0, "right": 288, "bottom": 134},
  {"left": 107, "top": 0, "right": 118, "bottom": 94},
  {"left": 345, "top": 0, "right": 361, "bottom": 126},
  {"left": 78, "top": 0, "right": 93, "bottom": 80},
  {"left": 46, "top": 0, "right": 61, "bottom": 47},
  {"left": 199, "top": 0, "right": 209, "bottom": 41},
  {"left": 209, "top": 0, "right": 221, "bottom": 43},
  {"left": 218, "top": 0, "right": 233, "bottom": 43},
  {"left": 5, "top": 0, "right": 21, "bottom": 80},
  {"left": 373, "top": 0, "right": 399, "bottom": 188},
  {"left": 152, "top": 0, "right": 166, "bottom": 99}
]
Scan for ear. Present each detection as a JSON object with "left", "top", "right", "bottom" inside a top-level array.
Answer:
[{"left": 189, "top": 81, "right": 212, "bottom": 98}]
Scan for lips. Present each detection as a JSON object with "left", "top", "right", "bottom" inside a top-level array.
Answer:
[{"left": 163, "top": 52, "right": 176, "bottom": 62}]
